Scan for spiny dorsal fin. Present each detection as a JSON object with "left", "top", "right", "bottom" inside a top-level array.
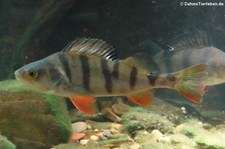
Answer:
[
  {"left": 123, "top": 53, "right": 159, "bottom": 72},
  {"left": 63, "top": 38, "right": 118, "bottom": 61},
  {"left": 167, "top": 29, "right": 212, "bottom": 52}
]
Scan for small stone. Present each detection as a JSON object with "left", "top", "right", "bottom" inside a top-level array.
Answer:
[
  {"left": 143, "top": 130, "right": 148, "bottom": 135},
  {"left": 151, "top": 129, "right": 163, "bottom": 141},
  {"left": 174, "top": 124, "right": 185, "bottom": 133},
  {"left": 103, "top": 130, "right": 112, "bottom": 138},
  {"left": 80, "top": 139, "right": 89, "bottom": 145},
  {"left": 159, "top": 136, "right": 171, "bottom": 143},
  {"left": 90, "top": 135, "right": 99, "bottom": 141},
  {"left": 202, "top": 123, "right": 212, "bottom": 130},
  {"left": 197, "top": 121, "right": 203, "bottom": 126},
  {"left": 129, "top": 143, "right": 141, "bottom": 149},
  {"left": 70, "top": 132, "right": 85, "bottom": 141},
  {"left": 72, "top": 122, "right": 87, "bottom": 133},
  {"left": 87, "top": 124, "right": 92, "bottom": 130},
  {"left": 181, "top": 107, "right": 186, "bottom": 111},
  {"left": 94, "top": 129, "right": 98, "bottom": 132},
  {"left": 110, "top": 123, "right": 123, "bottom": 134},
  {"left": 98, "top": 133, "right": 107, "bottom": 140}
]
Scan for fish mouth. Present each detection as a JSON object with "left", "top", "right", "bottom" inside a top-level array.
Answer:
[{"left": 14, "top": 69, "right": 23, "bottom": 80}]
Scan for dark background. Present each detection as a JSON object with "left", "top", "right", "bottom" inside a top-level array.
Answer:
[{"left": 1, "top": 0, "right": 225, "bottom": 80}]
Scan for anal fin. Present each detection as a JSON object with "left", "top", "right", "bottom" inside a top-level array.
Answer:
[
  {"left": 70, "top": 96, "right": 96, "bottom": 115},
  {"left": 126, "top": 91, "right": 153, "bottom": 107}
]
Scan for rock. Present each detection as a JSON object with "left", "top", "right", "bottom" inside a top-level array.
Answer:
[
  {"left": 174, "top": 124, "right": 186, "bottom": 133},
  {"left": 103, "top": 130, "right": 112, "bottom": 138},
  {"left": 98, "top": 130, "right": 112, "bottom": 140},
  {"left": 110, "top": 123, "right": 123, "bottom": 134},
  {"left": 129, "top": 143, "right": 141, "bottom": 149},
  {"left": 170, "top": 134, "right": 197, "bottom": 148},
  {"left": 176, "top": 120, "right": 225, "bottom": 148},
  {"left": 0, "top": 80, "right": 72, "bottom": 149},
  {"left": 160, "top": 136, "right": 171, "bottom": 143},
  {"left": 70, "top": 133, "right": 85, "bottom": 141},
  {"left": 72, "top": 122, "right": 87, "bottom": 133},
  {"left": 80, "top": 139, "right": 89, "bottom": 145},
  {"left": 151, "top": 129, "right": 163, "bottom": 141},
  {"left": 122, "top": 107, "right": 174, "bottom": 134},
  {"left": 112, "top": 103, "right": 131, "bottom": 116},
  {"left": 0, "top": 135, "right": 16, "bottom": 149},
  {"left": 87, "top": 125, "right": 93, "bottom": 130},
  {"left": 202, "top": 123, "right": 212, "bottom": 130},
  {"left": 90, "top": 135, "right": 99, "bottom": 141}
]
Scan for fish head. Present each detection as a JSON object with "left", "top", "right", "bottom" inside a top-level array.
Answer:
[{"left": 14, "top": 54, "right": 65, "bottom": 94}]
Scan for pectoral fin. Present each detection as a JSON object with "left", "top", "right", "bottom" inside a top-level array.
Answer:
[
  {"left": 126, "top": 91, "right": 153, "bottom": 106},
  {"left": 70, "top": 96, "right": 96, "bottom": 115}
]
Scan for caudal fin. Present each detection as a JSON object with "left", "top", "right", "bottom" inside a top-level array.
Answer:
[{"left": 174, "top": 64, "right": 208, "bottom": 103}]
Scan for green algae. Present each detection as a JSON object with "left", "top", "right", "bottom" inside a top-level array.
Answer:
[
  {"left": 0, "top": 80, "right": 31, "bottom": 92},
  {"left": 0, "top": 135, "right": 16, "bottom": 149},
  {"left": 179, "top": 120, "right": 225, "bottom": 149},
  {"left": 45, "top": 95, "right": 72, "bottom": 142}
]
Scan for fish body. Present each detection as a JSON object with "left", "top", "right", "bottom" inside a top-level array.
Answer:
[
  {"left": 153, "top": 30, "right": 225, "bottom": 86},
  {"left": 15, "top": 38, "right": 208, "bottom": 115}
]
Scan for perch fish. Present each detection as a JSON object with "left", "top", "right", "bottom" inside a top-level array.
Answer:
[
  {"left": 15, "top": 38, "right": 208, "bottom": 115},
  {"left": 153, "top": 30, "right": 225, "bottom": 86}
]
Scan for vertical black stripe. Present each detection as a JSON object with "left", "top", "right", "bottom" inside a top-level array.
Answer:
[
  {"left": 79, "top": 55, "right": 90, "bottom": 90},
  {"left": 129, "top": 66, "right": 137, "bottom": 90},
  {"left": 112, "top": 60, "right": 119, "bottom": 79},
  {"left": 58, "top": 53, "right": 72, "bottom": 81},
  {"left": 147, "top": 72, "right": 159, "bottom": 86},
  {"left": 101, "top": 59, "right": 112, "bottom": 93}
]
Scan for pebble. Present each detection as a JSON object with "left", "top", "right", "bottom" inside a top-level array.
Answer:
[
  {"left": 129, "top": 143, "right": 141, "bottom": 149},
  {"left": 151, "top": 129, "right": 163, "bottom": 141},
  {"left": 87, "top": 124, "right": 92, "bottom": 130},
  {"left": 90, "top": 135, "right": 99, "bottom": 141},
  {"left": 174, "top": 124, "right": 185, "bottom": 133},
  {"left": 98, "top": 130, "right": 112, "bottom": 140},
  {"left": 202, "top": 123, "right": 212, "bottom": 130},
  {"left": 72, "top": 122, "right": 87, "bottom": 133},
  {"left": 159, "top": 136, "right": 171, "bottom": 143},
  {"left": 110, "top": 123, "right": 123, "bottom": 134},
  {"left": 70, "top": 132, "right": 85, "bottom": 141},
  {"left": 103, "top": 130, "right": 112, "bottom": 137},
  {"left": 80, "top": 139, "right": 89, "bottom": 145}
]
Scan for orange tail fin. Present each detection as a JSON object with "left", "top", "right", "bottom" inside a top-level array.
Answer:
[{"left": 174, "top": 64, "right": 208, "bottom": 103}]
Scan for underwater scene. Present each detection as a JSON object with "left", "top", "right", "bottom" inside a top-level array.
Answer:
[{"left": 1, "top": 0, "right": 225, "bottom": 149}]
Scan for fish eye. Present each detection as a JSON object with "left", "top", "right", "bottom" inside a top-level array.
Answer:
[{"left": 28, "top": 70, "right": 38, "bottom": 78}]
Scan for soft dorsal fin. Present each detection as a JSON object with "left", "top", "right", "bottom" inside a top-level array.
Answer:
[
  {"left": 167, "top": 29, "right": 212, "bottom": 52},
  {"left": 63, "top": 38, "right": 118, "bottom": 61},
  {"left": 123, "top": 52, "right": 159, "bottom": 72}
]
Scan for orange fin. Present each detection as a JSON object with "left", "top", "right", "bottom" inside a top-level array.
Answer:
[
  {"left": 70, "top": 96, "right": 96, "bottom": 115},
  {"left": 126, "top": 91, "right": 153, "bottom": 106},
  {"left": 174, "top": 64, "right": 208, "bottom": 103}
]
